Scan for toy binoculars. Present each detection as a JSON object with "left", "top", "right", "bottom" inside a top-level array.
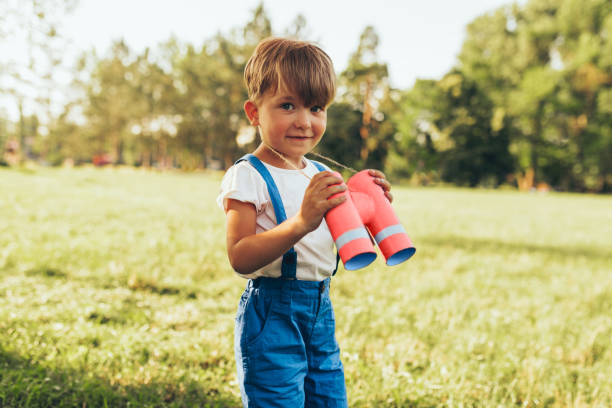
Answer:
[{"left": 326, "top": 170, "right": 415, "bottom": 270}]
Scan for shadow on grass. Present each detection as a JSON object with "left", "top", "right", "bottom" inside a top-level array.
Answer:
[
  {"left": 420, "top": 234, "right": 612, "bottom": 261},
  {"left": 25, "top": 266, "right": 68, "bottom": 278},
  {"left": 0, "top": 344, "right": 239, "bottom": 408}
]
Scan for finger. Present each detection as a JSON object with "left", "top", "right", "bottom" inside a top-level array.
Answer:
[
  {"left": 368, "top": 169, "right": 386, "bottom": 179},
  {"left": 313, "top": 170, "right": 343, "bottom": 181},
  {"left": 374, "top": 177, "right": 391, "bottom": 191},
  {"left": 315, "top": 174, "right": 345, "bottom": 190},
  {"left": 307, "top": 174, "right": 342, "bottom": 196},
  {"left": 310, "top": 171, "right": 339, "bottom": 183},
  {"left": 324, "top": 183, "right": 347, "bottom": 198},
  {"left": 326, "top": 195, "right": 347, "bottom": 209},
  {"left": 312, "top": 170, "right": 332, "bottom": 179},
  {"left": 308, "top": 171, "right": 331, "bottom": 187},
  {"left": 385, "top": 191, "right": 393, "bottom": 203}
]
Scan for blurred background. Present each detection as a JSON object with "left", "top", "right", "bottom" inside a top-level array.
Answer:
[
  {"left": 1, "top": 0, "right": 611, "bottom": 192},
  {"left": 2, "top": 2, "right": 612, "bottom": 406}
]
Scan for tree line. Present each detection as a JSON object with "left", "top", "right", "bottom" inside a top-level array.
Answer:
[{"left": 1, "top": 0, "right": 610, "bottom": 192}]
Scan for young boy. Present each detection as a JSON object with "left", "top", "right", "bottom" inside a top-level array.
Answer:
[{"left": 217, "top": 37, "right": 392, "bottom": 407}]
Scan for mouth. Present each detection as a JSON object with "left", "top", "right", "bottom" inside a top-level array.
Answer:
[{"left": 286, "top": 136, "right": 312, "bottom": 141}]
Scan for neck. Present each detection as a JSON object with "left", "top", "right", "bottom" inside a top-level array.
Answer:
[{"left": 254, "top": 144, "right": 305, "bottom": 170}]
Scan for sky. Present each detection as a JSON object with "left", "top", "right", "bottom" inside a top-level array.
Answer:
[
  {"left": 2, "top": 0, "right": 526, "bottom": 120},
  {"left": 63, "top": 0, "right": 525, "bottom": 89}
]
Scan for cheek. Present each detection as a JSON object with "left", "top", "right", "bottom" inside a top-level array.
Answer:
[
  {"left": 273, "top": 119, "right": 291, "bottom": 135},
  {"left": 316, "top": 119, "right": 326, "bottom": 136},
  {"left": 265, "top": 116, "right": 286, "bottom": 134}
]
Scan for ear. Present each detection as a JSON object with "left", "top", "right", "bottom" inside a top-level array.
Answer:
[{"left": 244, "top": 100, "right": 259, "bottom": 126}]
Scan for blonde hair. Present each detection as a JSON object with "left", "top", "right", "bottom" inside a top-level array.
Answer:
[{"left": 244, "top": 37, "right": 336, "bottom": 107}]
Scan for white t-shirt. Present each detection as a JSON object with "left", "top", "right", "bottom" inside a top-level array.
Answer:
[{"left": 217, "top": 159, "right": 337, "bottom": 281}]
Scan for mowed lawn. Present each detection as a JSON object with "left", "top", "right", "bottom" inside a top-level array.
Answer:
[{"left": 1, "top": 166, "right": 611, "bottom": 407}]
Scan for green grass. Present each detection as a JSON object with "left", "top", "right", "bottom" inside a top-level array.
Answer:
[{"left": 1, "top": 166, "right": 611, "bottom": 407}]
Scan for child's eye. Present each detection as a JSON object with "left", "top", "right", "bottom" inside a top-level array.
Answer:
[
  {"left": 280, "top": 103, "right": 294, "bottom": 110},
  {"left": 311, "top": 106, "right": 324, "bottom": 113}
]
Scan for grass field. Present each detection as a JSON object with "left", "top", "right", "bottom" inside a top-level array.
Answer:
[{"left": 1, "top": 166, "right": 611, "bottom": 407}]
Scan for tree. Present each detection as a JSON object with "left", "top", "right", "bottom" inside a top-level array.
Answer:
[
  {"left": 436, "top": 72, "right": 515, "bottom": 186},
  {"left": 78, "top": 41, "right": 178, "bottom": 166},
  {"left": 458, "top": 0, "right": 612, "bottom": 191},
  {"left": 389, "top": 73, "right": 514, "bottom": 187},
  {"left": 387, "top": 79, "right": 443, "bottom": 182},
  {"left": 337, "top": 26, "right": 394, "bottom": 170},
  {"left": 283, "top": 14, "right": 311, "bottom": 40},
  {"left": 318, "top": 103, "right": 363, "bottom": 173},
  {"left": 0, "top": 0, "right": 78, "bottom": 162},
  {"left": 82, "top": 41, "right": 139, "bottom": 163},
  {"left": 171, "top": 41, "right": 218, "bottom": 169}
]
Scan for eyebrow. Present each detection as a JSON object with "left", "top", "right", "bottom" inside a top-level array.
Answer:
[
  {"left": 273, "top": 96, "right": 303, "bottom": 106},
  {"left": 273, "top": 93, "right": 297, "bottom": 101},
  {"left": 272, "top": 91, "right": 324, "bottom": 107}
]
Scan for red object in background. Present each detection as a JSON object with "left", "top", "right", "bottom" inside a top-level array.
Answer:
[
  {"left": 325, "top": 170, "right": 416, "bottom": 270},
  {"left": 92, "top": 154, "right": 112, "bottom": 166}
]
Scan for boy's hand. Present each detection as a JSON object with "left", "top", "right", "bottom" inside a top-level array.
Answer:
[
  {"left": 368, "top": 169, "right": 393, "bottom": 202},
  {"left": 297, "top": 171, "right": 347, "bottom": 233}
]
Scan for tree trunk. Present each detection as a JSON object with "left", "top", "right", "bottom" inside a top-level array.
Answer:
[
  {"left": 360, "top": 75, "right": 373, "bottom": 161},
  {"left": 530, "top": 101, "right": 545, "bottom": 185}
]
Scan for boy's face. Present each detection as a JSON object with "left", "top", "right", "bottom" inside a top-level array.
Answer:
[{"left": 245, "top": 82, "right": 327, "bottom": 164}]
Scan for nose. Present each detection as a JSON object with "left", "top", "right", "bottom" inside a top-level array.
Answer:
[{"left": 294, "top": 108, "right": 311, "bottom": 129}]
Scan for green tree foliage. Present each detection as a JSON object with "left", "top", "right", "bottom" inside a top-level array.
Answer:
[
  {"left": 65, "top": 3, "right": 271, "bottom": 169},
  {"left": 41, "top": 105, "right": 83, "bottom": 165},
  {"left": 170, "top": 41, "right": 219, "bottom": 169},
  {"left": 387, "top": 79, "right": 443, "bottom": 183},
  {"left": 389, "top": 73, "right": 514, "bottom": 187},
  {"left": 436, "top": 72, "right": 515, "bottom": 187},
  {"left": 390, "top": 0, "right": 611, "bottom": 192},
  {"left": 318, "top": 103, "right": 363, "bottom": 172},
  {"left": 333, "top": 26, "right": 395, "bottom": 170},
  {"left": 7, "top": 0, "right": 610, "bottom": 192},
  {"left": 0, "top": 0, "right": 77, "bottom": 163},
  {"left": 457, "top": 0, "right": 611, "bottom": 191}
]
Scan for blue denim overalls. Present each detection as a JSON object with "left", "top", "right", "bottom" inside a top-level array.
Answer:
[{"left": 234, "top": 154, "right": 348, "bottom": 408}]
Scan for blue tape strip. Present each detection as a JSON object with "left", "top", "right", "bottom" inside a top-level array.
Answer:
[
  {"left": 374, "top": 224, "right": 406, "bottom": 244},
  {"left": 335, "top": 227, "right": 371, "bottom": 250}
]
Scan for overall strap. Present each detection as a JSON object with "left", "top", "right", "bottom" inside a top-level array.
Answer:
[
  {"left": 236, "top": 154, "right": 296, "bottom": 279},
  {"left": 236, "top": 154, "right": 340, "bottom": 278},
  {"left": 310, "top": 160, "right": 326, "bottom": 172}
]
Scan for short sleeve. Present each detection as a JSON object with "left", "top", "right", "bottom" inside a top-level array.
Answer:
[{"left": 217, "top": 162, "right": 267, "bottom": 213}]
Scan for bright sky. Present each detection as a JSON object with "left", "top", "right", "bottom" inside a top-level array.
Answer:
[
  {"left": 64, "top": 0, "right": 524, "bottom": 89},
  {"left": 2, "top": 0, "right": 526, "bottom": 121}
]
